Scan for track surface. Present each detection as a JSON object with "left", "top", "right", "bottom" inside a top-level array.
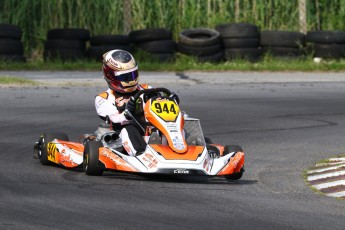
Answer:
[{"left": 1, "top": 71, "right": 345, "bottom": 229}]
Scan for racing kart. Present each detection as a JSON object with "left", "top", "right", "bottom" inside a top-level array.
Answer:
[{"left": 34, "top": 88, "right": 245, "bottom": 180}]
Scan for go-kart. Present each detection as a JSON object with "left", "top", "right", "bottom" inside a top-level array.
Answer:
[{"left": 34, "top": 88, "right": 245, "bottom": 180}]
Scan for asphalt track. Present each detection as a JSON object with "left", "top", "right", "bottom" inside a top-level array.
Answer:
[{"left": 1, "top": 71, "right": 345, "bottom": 229}]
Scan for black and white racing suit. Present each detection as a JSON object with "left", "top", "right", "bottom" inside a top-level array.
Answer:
[{"left": 95, "top": 84, "right": 151, "bottom": 156}]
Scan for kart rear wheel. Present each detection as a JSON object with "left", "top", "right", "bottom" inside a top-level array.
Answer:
[
  {"left": 38, "top": 132, "right": 69, "bottom": 165},
  {"left": 83, "top": 141, "right": 103, "bottom": 176}
]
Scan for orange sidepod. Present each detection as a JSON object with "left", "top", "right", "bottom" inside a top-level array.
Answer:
[
  {"left": 47, "top": 140, "right": 84, "bottom": 168},
  {"left": 217, "top": 152, "right": 245, "bottom": 175},
  {"left": 145, "top": 101, "right": 187, "bottom": 154},
  {"left": 98, "top": 147, "right": 138, "bottom": 172},
  {"left": 150, "top": 144, "right": 204, "bottom": 161},
  {"left": 57, "top": 140, "right": 84, "bottom": 153}
]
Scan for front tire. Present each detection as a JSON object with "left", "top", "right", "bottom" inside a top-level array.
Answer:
[
  {"left": 224, "top": 167, "right": 244, "bottom": 180},
  {"left": 83, "top": 141, "right": 103, "bottom": 176},
  {"left": 223, "top": 145, "right": 243, "bottom": 156},
  {"left": 223, "top": 145, "right": 244, "bottom": 180},
  {"left": 38, "top": 132, "right": 69, "bottom": 165}
]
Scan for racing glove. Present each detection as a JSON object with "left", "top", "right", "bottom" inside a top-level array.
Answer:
[
  {"left": 169, "top": 92, "right": 180, "bottom": 104},
  {"left": 115, "top": 97, "right": 129, "bottom": 113},
  {"left": 124, "top": 97, "right": 136, "bottom": 120}
]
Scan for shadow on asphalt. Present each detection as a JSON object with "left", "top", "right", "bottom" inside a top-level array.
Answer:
[{"left": 102, "top": 171, "right": 257, "bottom": 185}]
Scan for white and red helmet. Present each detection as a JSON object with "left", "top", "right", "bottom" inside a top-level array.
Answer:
[{"left": 102, "top": 49, "right": 139, "bottom": 93}]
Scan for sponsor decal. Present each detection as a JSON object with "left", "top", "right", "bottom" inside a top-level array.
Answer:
[
  {"left": 203, "top": 154, "right": 212, "bottom": 172},
  {"left": 173, "top": 169, "right": 190, "bottom": 174},
  {"left": 142, "top": 153, "right": 158, "bottom": 169},
  {"left": 106, "top": 58, "right": 120, "bottom": 69},
  {"left": 47, "top": 142, "right": 57, "bottom": 163},
  {"left": 230, "top": 152, "right": 244, "bottom": 168},
  {"left": 151, "top": 100, "right": 179, "bottom": 122},
  {"left": 173, "top": 143, "right": 186, "bottom": 150}
]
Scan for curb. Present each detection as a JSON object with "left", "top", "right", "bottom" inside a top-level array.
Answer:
[{"left": 305, "top": 156, "right": 345, "bottom": 199}]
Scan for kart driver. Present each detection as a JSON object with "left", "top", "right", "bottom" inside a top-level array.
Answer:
[{"left": 95, "top": 49, "right": 179, "bottom": 156}]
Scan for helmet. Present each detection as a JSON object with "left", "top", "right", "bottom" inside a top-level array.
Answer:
[{"left": 102, "top": 49, "right": 139, "bottom": 93}]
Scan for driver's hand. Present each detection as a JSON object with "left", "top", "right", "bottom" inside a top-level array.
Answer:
[
  {"left": 170, "top": 92, "right": 180, "bottom": 104},
  {"left": 115, "top": 97, "right": 129, "bottom": 113},
  {"left": 144, "top": 92, "right": 160, "bottom": 102},
  {"left": 125, "top": 98, "right": 136, "bottom": 120}
]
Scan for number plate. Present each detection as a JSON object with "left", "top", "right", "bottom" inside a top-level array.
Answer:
[{"left": 151, "top": 99, "right": 180, "bottom": 122}]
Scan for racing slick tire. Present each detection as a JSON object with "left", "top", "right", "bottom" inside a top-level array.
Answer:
[
  {"left": 223, "top": 145, "right": 243, "bottom": 155},
  {"left": 223, "top": 145, "right": 244, "bottom": 180},
  {"left": 224, "top": 167, "right": 244, "bottom": 180},
  {"left": 83, "top": 141, "right": 103, "bottom": 176},
  {"left": 38, "top": 132, "right": 69, "bottom": 165},
  {"left": 204, "top": 137, "right": 213, "bottom": 144}
]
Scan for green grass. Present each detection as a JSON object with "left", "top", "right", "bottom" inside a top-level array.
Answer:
[
  {"left": 2, "top": 54, "right": 345, "bottom": 72},
  {"left": 0, "top": 76, "right": 38, "bottom": 85}
]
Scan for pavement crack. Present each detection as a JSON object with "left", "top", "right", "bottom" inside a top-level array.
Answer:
[
  {"left": 207, "top": 113, "right": 338, "bottom": 136},
  {"left": 176, "top": 72, "right": 203, "bottom": 84}
]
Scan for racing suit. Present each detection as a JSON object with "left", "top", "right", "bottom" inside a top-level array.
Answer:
[{"left": 95, "top": 84, "right": 151, "bottom": 156}]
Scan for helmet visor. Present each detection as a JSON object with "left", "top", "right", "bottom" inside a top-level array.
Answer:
[{"left": 114, "top": 69, "right": 139, "bottom": 82}]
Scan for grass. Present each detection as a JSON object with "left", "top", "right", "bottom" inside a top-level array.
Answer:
[
  {"left": 2, "top": 53, "right": 345, "bottom": 72},
  {"left": 0, "top": 76, "right": 38, "bottom": 85}
]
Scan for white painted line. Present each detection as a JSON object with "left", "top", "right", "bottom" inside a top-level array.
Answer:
[
  {"left": 307, "top": 164, "right": 345, "bottom": 174},
  {"left": 307, "top": 170, "right": 345, "bottom": 181},
  {"left": 328, "top": 158, "right": 345, "bottom": 162},
  {"left": 327, "top": 190, "right": 345, "bottom": 198},
  {"left": 313, "top": 179, "right": 345, "bottom": 190},
  {"left": 315, "top": 162, "right": 344, "bottom": 167}
]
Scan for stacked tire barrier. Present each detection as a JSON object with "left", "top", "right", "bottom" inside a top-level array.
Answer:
[
  {"left": 178, "top": 28, "right": 223, "bottom": 62},
  {"left": 306, "top": 31, "right": 345, "bottom": 59},
  {"left": 216, "top": 23, "right": 261, "bottom": 61},
  {"left": 260, "top": 31, "right": 305, "bottom": 58},
  {"left": 87, "top": 35, "right": 132, "bottom": 61},
  {"left": 43, "top": 28, "right": 90, "bottom": 61},
  {"left": 129, "top": 28, "right": 176, "bottom": 62},
  {"left": 0, "top": 24, "right": 26, "bottom": 62}
]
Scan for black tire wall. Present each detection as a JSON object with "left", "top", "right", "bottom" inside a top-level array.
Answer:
[
  {"left": 44, "top": 28, "right": 90, "bottom": 61},
  {"left": 87, "top": 34, "right": 131, "bottom": 61},
  {"left": 260, "top": 31, "right": 305, "bottom": 58},
  {"left": 178, "top": 28, "right": 223, "bottom": 62},
  {"left": 130, "top": 28, "right": 176, "bottom": 62},
  {"left": 216, "top": 23, "right": 261, "bottom": 61},
  {"left": 0, "top": 24, "right": 26, "bottom": 62}
]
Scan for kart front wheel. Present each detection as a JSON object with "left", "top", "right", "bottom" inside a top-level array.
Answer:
[
  {"left": 38, "top": 132, "right": 69, "bottom": 165},
  {"left": 83, "top": 141, "right": 103, "bottom": 176},
  {"left": 223, "top": 145, "right": 243, "bottom": 156},
  {"left": 223, "top": 145, "right": 244, "bottom": 180},
  {"left": 224, "top": 167, "right": 244, "bottom": 180}
]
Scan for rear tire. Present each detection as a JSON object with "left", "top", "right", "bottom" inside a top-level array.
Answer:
[
  {"left": 83, "top": 141, "right": 103, "bottom": 176},
  {"left": 38, "top": 132, "right": 69, "bottom": 165}
]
